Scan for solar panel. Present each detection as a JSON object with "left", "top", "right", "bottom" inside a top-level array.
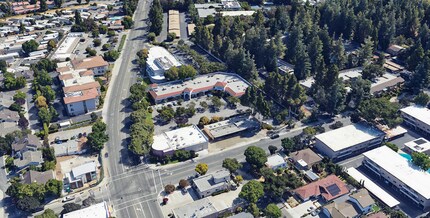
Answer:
[
  {"left": 326, "top": 184, "right": 341, "bottom": 196},
  {"left": 414, "top": 139, "right": 427, "bottom": 145}
]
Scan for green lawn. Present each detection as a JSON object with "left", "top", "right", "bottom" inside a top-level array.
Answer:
[
  {"left": 118, "top": 35, "right": 127, "bottom": 51},
  {"left": 372, "top": 204, "right": 381, "bottom": 212}
]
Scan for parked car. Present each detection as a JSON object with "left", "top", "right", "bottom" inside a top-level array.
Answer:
[
  {"left": 270, "top": 134, "right": 280, "bottom": 139},
  {"left": 62, "top": 195, "right": 75, "bottom": 203}
]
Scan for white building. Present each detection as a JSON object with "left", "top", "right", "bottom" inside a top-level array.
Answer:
[
  {"left": 314, "top": 123, "right": 385, "bottom": 160},
  {"left": 363, "top": 146, "right": 430, "bottom": 210},
  {"left": 401, "top": 106, "right": 430, "bottom": 137},
  {"left": 404, "top": 138, "right": 430, "bottom": 155},
  {"left": 64, "top": 161, "right": 97, "bottom": 189},
  {"left": 63, "top": 201, "right": 110, "bottom": 218},
  {"left": 152, "top": 125, "right": 209, "bottom": 156},
  {"left": 192, "top": 169, "right": 230, "bottom": 198},
  {"left": 51, "top": 33, "right": 82, "bottom": 61},
  {"left": 221, "top": 0, "right": 241, "bottom": 10},
  {"left": 146, "top": 46, "right": 182, "bottom": 83},
  {"left": 265, "top": 154, "right": 287, "bottom": 170}
]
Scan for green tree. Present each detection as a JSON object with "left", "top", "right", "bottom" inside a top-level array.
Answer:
[
  {"left": 22, "top": 40, "right": 39, "bottom": 54},
  {"left": 211, "top": 96, "right": 223, "bottom": 110},
  {"left": 357, "top": 37, "right": 374, "bottom": 66},
  {"left": 239, "top": 180, "right": 264, "bottom": 203},
  {"left": 122, "top": 16, "right": 134, "bottom": 29},
  {"left": 244, "top": 146, "right": 267, "bottom": 169},
  {"left": 148, "top": 0, "right": 163, "bottom": 35},
  {"left": 268, "top": 145, "right": 278, "bottom": 155},
  {"left": 87, "top": 119, "right": 109, "bottom": 151},
  {"left": 198, "top": 116, "right": 210, "bottom": 128},
  {"left": 195, "top": 163, "right": 208, "bottom": 175},
  {"left": 45, "top": 179, "right": 62, "bottom": 197},
  {"left": 173, "top": 150, "right": 191, "bottom": 161},
  {"left": 265, "top": 203, "right": 282, "bottom": 218},
  {"left": 179, "top": 179, "right": 189, "bottom": 189},
  {"left": 164, "top": 184, "right": 175, "bottom": 194},
  {"left": 103, "top": 50, "right": 120, "bottom": 61},
  {"left": 38, "top": 107, "right": 52, "bottom": 124},
  {"left": 74, "top": 10, "right": 82, "bottom": 25},
  {"left": 47, "top": 40, "right": 56, "bottom": 52},
  {"left": 93, "top": 38, "right": 101, "bottom": 47},
  {"left": 18, "top": 116, "right": 29, "bottom": 130},
  {"left": 178, "top": 65, "right": 197, "bottom": 80},
  {"left": 361, "top": 64, "right": 384, "bottom": 80},
  {"left": 358, "top": 98, "right": 402, "bottom": 128},
  {"left": 414, "top": 92, "right": 430, "bottom": 106},
  {"left": 281, "top": 138, "right": 294, "bottom": 155},
  {"left": 411, "top": 152, "right": 430, "bottom": 171},
  {"left": 61, "top": 203, "right": 81, "bottom": 215},
  {"left": 222, "top": 158, "right": 242, "bottom": 174},
  {"left": 249, "top": 203, "right": 260, "bottom": 217},
  {"left": 102, "top": 43, "right": 111, "bottom": 51},
  {"left": 158, "top": 106, "right": 175, "bottom": 122},
  {"left": 164, "top": 66, "right": 179, "bottom": 81},
  {"left": 349, "top": 77, "right": 371, "bottom": 108},
  {"left": 17, "top": 196, "right": 41, "bottom": 212},
  {"left": 385, "top": 142, "right": 399, "bottom": 152},
  {"left": 35, "top": 209, "right": 56, "bottom": 218}
]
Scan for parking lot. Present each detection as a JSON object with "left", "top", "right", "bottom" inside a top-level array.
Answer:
[{"left": 152, "top": 96, "right": 251, "bottom": 135}]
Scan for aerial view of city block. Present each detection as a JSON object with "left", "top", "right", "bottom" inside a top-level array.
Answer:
[{"left": 0, "top": 0, "right": 430, "bottom": 217}]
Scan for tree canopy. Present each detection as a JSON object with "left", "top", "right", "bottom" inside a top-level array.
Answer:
[
  {"left": 222, "top": 158, "right": 242, "bottom": 174},
  {"left": 244, "top": 146, "right": 267, "bottom": 170},
  {"left": 239, "top": 180, "right": 264, "bottom": 203}
]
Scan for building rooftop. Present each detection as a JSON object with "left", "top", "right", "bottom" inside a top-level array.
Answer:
[
  {"left": 197, "top": 8, "right": 217, "bottom": 18},
  {"left": 363, "top": 146, "right": 430, "bottom": 199},
  {"left": 324, "top": 201, "right": 359, "bottom": 218},
  {"left": 401, "top": 106, "right": 430, "bottom": 127},
  {"left": 71, "top": 161, "right": 97, "bottom": 178},
  {"left": 14, "top": 150, "right": 43, "bottom": 168},
  {"left": 63, "top": 201, "right": 109, "bottom": 218},
  {"left": 194, "top": 3, "right": 222, "bottom": 9},
  {"left": 293, "top": 175, "right": 349, "bottom": 201},
  {"left": 220, "top": 11, "right": 255, "bottom": 16},
  {"left": 370, "top": 73, "right": 404, "bottom": 94},
  {"left": 71, "top": 56, "right": 109, "bottom": 70},
  {"left": 60, "top": 70, "right": 96, "bottom": 87},
  {"left": 346, "top": 167, "right": 399, "bottom": 208},
  {"left": 193, "top": 169, "right": 230, "bottom": 193},
  {"left": 22, "top": 170, "right": 55, "bottom": 185},
  {"left": 315, "top": 123, "right": 384, "bottom": 152},
  {"left": 265, "top": 154, "right": 286, "bottom": 168},
  {"left": 350, "top": 189, "right": 375, "bottom": 208},
  {"left": 173, "top": 197, "right": 217, "bottom": 218},
  {"left": 63, "top": 87, "right": 99, "bottom": 104},
  {"left": 150, "top": 72, "right": 250, "bottom": 100},
  {"left": 203, "top": 115, "right": 258, "bottom": 139},
  {"left": 221, "top": 0, "right": 241, "bottom": 9},
  {"left": 12, "top": 134, "right": 41, "bottom": 153},
  {"left": 152, "top": 125, "right": 208, "bottom": 152},
  {"left": 289, "top": 148, "right": 322, "bottom": 166},
  {"left": 404, "top": 138, "right": 430, "bottom": 153},
  {"left": 147, "top": 46, "right": 181, "bottom": 81},
  {"left": 63, "top": 81, "right": 100, "bottom": 93}
]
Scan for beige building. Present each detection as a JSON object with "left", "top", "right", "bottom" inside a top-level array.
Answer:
[{"left": 401, "top": 106, "right": 430, "bottom": 137}]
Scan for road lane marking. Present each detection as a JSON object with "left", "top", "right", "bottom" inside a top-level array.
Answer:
[
  {"left": 125, "top": 207, "right": 131, "bottom": 218},
  {"left": 113, "top": 193, "right": 158, "bottom": 208},
  {"left": 151, "top": 170, "right": 157, "bottom": 193},
  {"left": 139, "top": 203, "right": 146, "bottom": 218},
  {"left": 157, "top": 169, "right": 164, "bottom": 188},
  {"left": 114, "top": 197, "right": 158, "bottom": 211},
  {"left": 147, "top": 201, "right": 154, "bottom": 218}
]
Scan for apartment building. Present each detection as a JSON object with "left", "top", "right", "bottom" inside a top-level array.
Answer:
[
  {"left": 314, "top": 123, "right": 385, "bottom": 160},
  {"left": 363, "top": 146, "right": 430, "bottom": 210},
  {"left": 71, "top": 56, "right": 109, "bottom": 76},
  {"left": 400, "top": 106, "right": 430, "bottom": 137}
]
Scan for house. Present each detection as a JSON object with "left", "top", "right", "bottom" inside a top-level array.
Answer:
[
  {"left": 323, "top": 201, "right": 360, "bottom": 218},
  {"left": 293, "top": 175, "right": 350, "bottom": 202},
  {"left": 363, "top": 146, "right": 430, "bottom": 210},
  {"left": 63, "top": 201, "right": 110, "bottom": 218},
  {"left": 193, "top": 169, "right": 231, "bottom": 198},
  {"left": 265, "top": 154, "right": 287, "bottom": 170},
  {"left": 289, "top": 148, "right": 322, "bottom": 171},
  {"left": 314, "top": 123, "right": 385, "bottom": 160},
  {"left": 0, "top": 107, "right": 19, "bottom": 137},
  {"left": 22, "top": 170, "right": 55, "bottom": 185},
  {"left": 349, "top": 189, "right": 375, "bottom": 214},
  {"left": 152, "top": 125, "right": 209, "bottom": 157},
  {"left": 53, "top": 138, "right": 87, "bottom": 157},
  {"left": 11, "top": 134, "right": 41, "bottom": 157},
  {"left": 221, "top": 0, "right": 242, "bottom": 10},
  {"left": 400, "top": 106, "right": 430, "bottom": 137},
  {"left": 71, "top": 56, "right": 109, "bottom": 76},
  {"left": 13, "top": 150, "right": 44, "bottom": 170},
  {"left": 386, "top": 44, "right": 405, "bottom": 56},
  {"left": 65, "top": 161, "right": 97, "bottom": 189}
]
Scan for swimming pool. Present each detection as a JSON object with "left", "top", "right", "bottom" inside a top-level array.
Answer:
[{"left": 399, "top": 153, "right": 430, "bottom": 173}]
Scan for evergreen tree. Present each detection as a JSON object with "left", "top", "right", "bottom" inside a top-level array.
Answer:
[
  {"left": 148, "top": 0, "right": 163, "bottom": 35},
  {"left": 39, "top": 0, "right": 48, "bottom": 11}
]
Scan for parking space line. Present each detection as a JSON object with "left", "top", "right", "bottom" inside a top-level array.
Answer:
[
  {"left": 139, "top": 202, "right": 146, "bottom": 218},
  {"left": 147, "top": 201, "right": 154, "bottom": 218},
  {"left": 152, "top": 170, "right": 157, "bottom": 193}
]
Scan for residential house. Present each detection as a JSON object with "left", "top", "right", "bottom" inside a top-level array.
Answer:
[
  {"left": 11, "top": 134, "right": 41, "bottom": 157},
  {"left": 65, "top": 161, "right": 97, "bottom": 189},
  {"left": 349, "top": 189, "right": 375, "bottom": 214},
  {"left": 289, "top": 148, "right": 322, "bottom": 171},
  {"left": 293, "top": 175, "right": 350, "bottom": 202},
  {"left": 193, "top": 169, "right": 231, "bottom": 198},
  {"left": 14, "top": 150, "right": 43, "bottom": 170},
  {"left": 265, "top": 154, "right": 287, "bottom": 170},
  {"left": 0, "top": 107, "right": 19, "bottom": 137},
  {"left": 22, "top": 170, "right": 55, "bottom": 185}
]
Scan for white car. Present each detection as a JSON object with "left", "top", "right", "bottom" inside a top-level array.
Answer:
[{"left": 62, "top": 196, "right": 75, "bottom": 203}]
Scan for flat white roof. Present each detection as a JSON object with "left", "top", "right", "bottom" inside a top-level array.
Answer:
[
  {"left": 364, "top": 146, "right": 430, "bottom": 199},
  {"left": 346, "top": 167, "right": 400, "bottom": 208},
  {"left": 401, "top": 106, "right": 430, "bottom": 127},
  {"left": 71, "top": 161, "right": 96, "bottom": 178},
  {"left": 266, "top": 154, "right": 286, "bottom": 167},
  {"left": 405, "top": 138, "right": 430, "bottom": 153},
  {"left": 152, "top": 125, "right": 208, "bottom": 152},
  {"left": 61, "top": 70, "right": 95, "bottom": 87},
  {"left": 63, "top": 201, "right": 109, "bottom": 218},
  {"left": 315, "top": 123, "right": 384, "bottom": 152},
  {"left": 370, "top": 73, "right": 398, "bottom": 88},
  {"left": 338, "top": 67, "right": 362, "bottom": 81},
  {"left": 147, "top": 46, "right": 181, "bottom": 81},
  {"left": 220, "top": 11, "right": 255, "bottom": 16}
]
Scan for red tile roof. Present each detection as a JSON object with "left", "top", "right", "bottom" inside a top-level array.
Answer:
[
  {"left": 63, "top": 81, "right": 100, "bottom": 93},
  {"left": 63, "top": 88, "right": 99, "bottom": 104},
  {"left": 293, "top": 175, "right": 349, "bottom": 201},
  {"left": 58, "top": 74, "right": 74, "bottom": 81},
  {"left": 71, "top": 56, "right": 108, "bottom": 70},
  {"left": 79, "top": 70, "right": 94, "bottom": 77}
]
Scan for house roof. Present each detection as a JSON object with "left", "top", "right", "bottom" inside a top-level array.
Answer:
[
  {"left": 62, "top": 81, "right": 100, "bottom": 93},
  {"left": 293, "top": 175, "right": 349, "bottom": 201},
  {"left": 71, "top": 56, "right": 108, "bottom": 70},
  {"left": 22, "top": 170, "right": 55, "bottom": 185},
  {"left": 350, "top": 189, "right": 375, "bottom": 208},
  {"left": 12, "top": 134, "right": 41, "bottom": 152},
  {"left": 367, "top": 212, "right": 389, "bottom": 218},
  {"left": 289, "top": 148, "right": 322, "bottom": 166},
  {"left": 63, "top": 88, "right": 99, "bottom": 104},
  {"left": 265, "top": 154, "right": 286, "bottom": 168},
  {"left": 324, "top": 201, "right": 359, "bottom": 218},
  {"left": 71, "top": 161, "right": 96, "bottom": 178},
  {"left": 14, "top": 150, "right": 43, "bottom": 168}
]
